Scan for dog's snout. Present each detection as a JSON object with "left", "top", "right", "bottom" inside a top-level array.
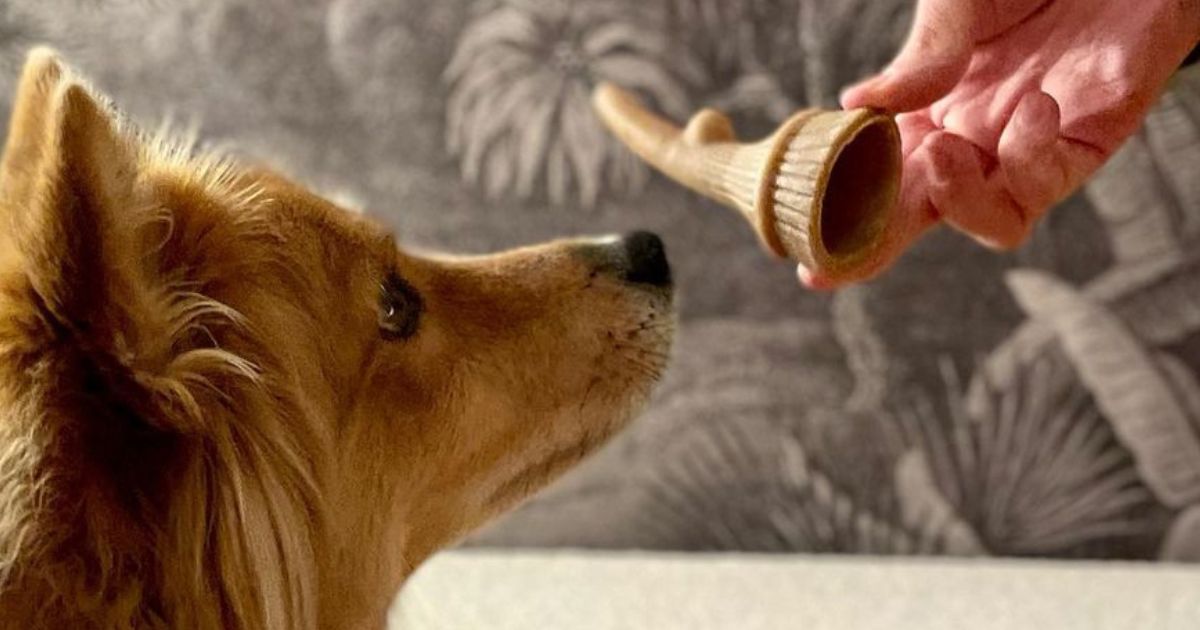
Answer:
[
  {"left": 574, "top": 231, "right": 672, "bottom": 289},
  {"left": 619, "top": 231, "right": 671, "bottom": 288}
]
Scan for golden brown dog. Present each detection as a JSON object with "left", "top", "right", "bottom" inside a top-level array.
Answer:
[{"left": 0, "top": 49, "right": 673, "bottom": 629}]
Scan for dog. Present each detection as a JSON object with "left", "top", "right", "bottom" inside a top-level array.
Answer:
[{"left": 0, "top": 48, "right": 674, "bottom": 630}]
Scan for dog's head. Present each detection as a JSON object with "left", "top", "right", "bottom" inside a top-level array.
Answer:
[{"left": 0, "top": 50, "right": 672, "bottom": 629}]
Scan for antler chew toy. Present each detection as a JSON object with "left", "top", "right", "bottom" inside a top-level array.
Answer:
[{"left": 592, "top": 82, "right": 902, "bottom": 283}]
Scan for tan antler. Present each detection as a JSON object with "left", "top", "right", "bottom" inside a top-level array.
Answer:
[{"left": 592, "top": 82, "right": 902, "bottom": 283}]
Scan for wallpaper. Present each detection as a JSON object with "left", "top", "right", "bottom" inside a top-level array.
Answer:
[{"left": 3, "top": 0, "right": 1200, "bottom": 562}]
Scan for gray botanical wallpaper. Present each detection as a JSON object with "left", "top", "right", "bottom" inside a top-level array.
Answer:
[{"left": 4, "top": 0, "right": 1200, "bottom": 562}]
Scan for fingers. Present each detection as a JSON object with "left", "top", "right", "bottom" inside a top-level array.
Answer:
[
  {"left": 999, "top": 91, "right": 1104, "bottom": 218},
  {"left": 902, "top": 94, "right": 1104, "bottom": 253},
  {"left": 840, "top": 0, "right": 976, "bottom": 113},
  {"left": 916, "top": 130, "right": 1031, "bottom": 249},
  {"left": 998, "top": 91, "right": 1065, "bottom": 215},
  {"left": 897, "top": 113, "right": 939, "bottom": 158}
]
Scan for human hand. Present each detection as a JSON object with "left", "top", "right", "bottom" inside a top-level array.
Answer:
[{"left": 801, "top": 0, "right": 1200, "bottom": 289}]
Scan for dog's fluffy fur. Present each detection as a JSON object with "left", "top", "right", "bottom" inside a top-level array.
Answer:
[{"left": 0, "top": 49, "right": 673, "bottom": 629}]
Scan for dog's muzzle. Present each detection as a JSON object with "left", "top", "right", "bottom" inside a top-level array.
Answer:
[{"left": 576, "top": 231, "right": 672, "bottom": 289}]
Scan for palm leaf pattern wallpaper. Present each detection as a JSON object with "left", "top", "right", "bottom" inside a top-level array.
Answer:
[{"left": 4, "top": 0, "right": 1200, "bottom": 562}]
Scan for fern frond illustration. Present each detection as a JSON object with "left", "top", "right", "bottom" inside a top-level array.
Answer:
[
  {"left": 1007, "top": 270, "right": 1200, "bottom": 509},
  {"left": 636, "top": 415, "right": 967, "bottom": 554},
  {"left": 444, "top": 0, "right": 702, "bottom": 206},
  {"left": 928, "top": 352, "right": 1162, "bottom": 557}
]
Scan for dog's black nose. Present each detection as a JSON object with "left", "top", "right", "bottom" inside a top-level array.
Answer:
[{"left": 619, "top": 231, "right": 671, "bottom": 288}]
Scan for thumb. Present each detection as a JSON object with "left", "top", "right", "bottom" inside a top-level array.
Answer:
[{"left": 841, "top": 0, "right": 976, "bottom": 113}]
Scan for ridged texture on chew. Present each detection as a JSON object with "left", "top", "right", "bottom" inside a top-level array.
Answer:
[{"left": 773, "top": 119, "right": 834, "bottom": 262}]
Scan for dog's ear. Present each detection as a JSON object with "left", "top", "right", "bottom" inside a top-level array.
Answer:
[
  {"left": 1, "top": 48, "right": 144, "bottom": 331},
  {"left": 0, "top": 47, "right": 68, "bottom": 199},
  {"left": 1, "top": 50, "right": 265, "bottom": 436}
]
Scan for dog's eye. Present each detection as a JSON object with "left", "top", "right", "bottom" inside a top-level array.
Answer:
[{"left": 378, "top": 273, "right": 422, "bottom": 340}]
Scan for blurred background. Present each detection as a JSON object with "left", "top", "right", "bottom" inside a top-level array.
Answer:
[{"left": 5, "top": 0, "right": 1200, "bottom": 562}]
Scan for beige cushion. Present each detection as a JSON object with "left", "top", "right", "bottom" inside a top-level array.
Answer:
[{"left": 391, "top": 550, "right": 1200, "bottom": 629}]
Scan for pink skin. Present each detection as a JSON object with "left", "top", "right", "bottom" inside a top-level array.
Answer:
[{"left": 801, "top": 0, "right": 1200, "bottom": 290}]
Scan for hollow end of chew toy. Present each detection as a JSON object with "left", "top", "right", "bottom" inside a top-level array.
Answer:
[{"left": 787, "top": 111, "right": 901, "bottom": 281}]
